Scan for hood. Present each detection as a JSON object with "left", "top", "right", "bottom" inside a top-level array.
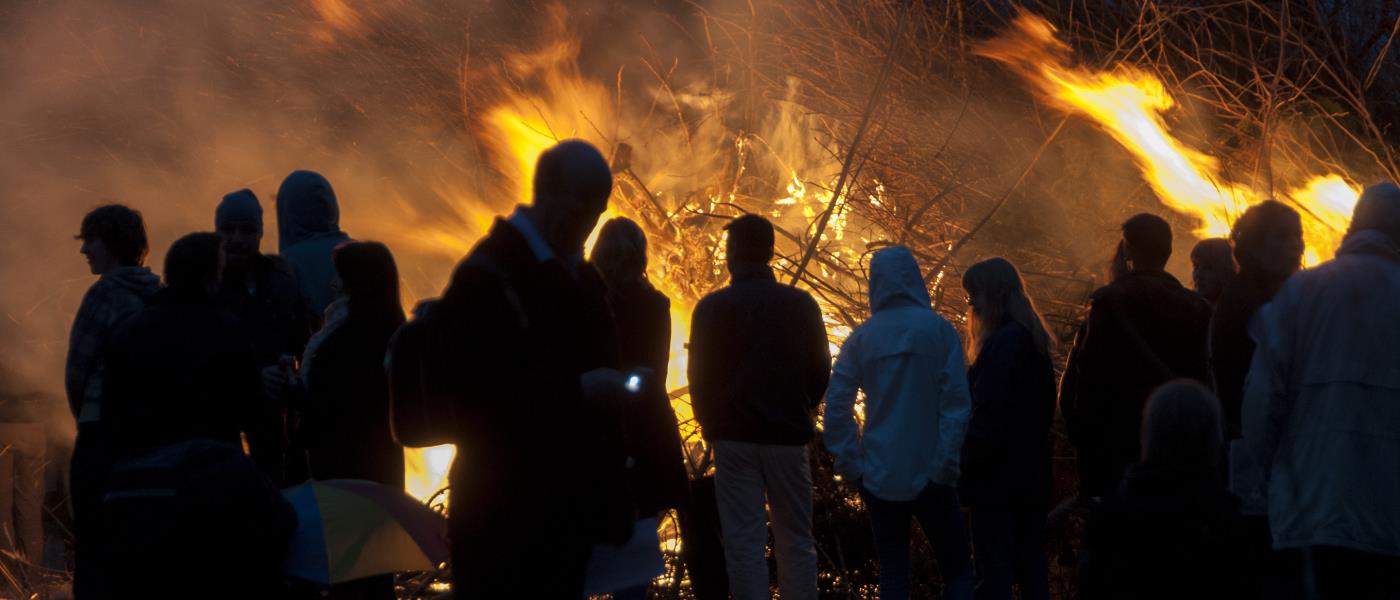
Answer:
[
  {"left": 868, "top": 246, "right": 931, "bottom": 312},
  {"left": 103, "top": 266, "right": 162, "bottom": 299},
  {"left": 276, "top": 170, "right": 342, "bottom": 252},
  {"left": 1339, "top": 229, "right": 1400, "bottom": 262}
]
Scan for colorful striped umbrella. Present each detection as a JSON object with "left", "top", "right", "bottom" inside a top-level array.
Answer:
[{"left": 283, "top": 479, "right": 449, "bottom": 585}]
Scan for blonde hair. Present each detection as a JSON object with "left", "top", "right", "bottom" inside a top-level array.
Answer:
[
  {"left": 961, "top": 257, "right": 1053, "bottom": 363},
  {"left": 590, "top": 217, "right": 648, "bottom": 291}
]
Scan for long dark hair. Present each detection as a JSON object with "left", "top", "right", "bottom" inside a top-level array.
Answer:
[
  {"left": 332, "top": 241, "right": 405, "bottom": 327},
  {"left": 961, "top": 257, "right": 1053, "bottom": 363}
]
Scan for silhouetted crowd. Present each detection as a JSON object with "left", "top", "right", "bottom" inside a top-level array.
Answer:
[{"left": 63, "top": 139, "right": 1400, "bottom": 599}]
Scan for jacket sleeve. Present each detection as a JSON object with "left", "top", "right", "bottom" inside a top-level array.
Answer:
[
  {"left": 1059, "top": 318, "right": 1088, "bottom": 446},
  {"left": 823, "top": 331, "right": 863, "bottom": 481},
  {"left": 936, "top": 324, "right": 973, "bottom": 483},
  {"left": 686, "top": 299, "right": 716, "bottom": 432},
  {"left": 65, "top": 284, "right": 110, "bottom": 419},
  {"left": 962, "top": 334, "right": 1017, "bottom": 472},
  {"left": 1237, "top": 296, "right": 1293, "bottom": 503},
  {"left": 805, "top": 296, "right": 832, "bottom": 408}
]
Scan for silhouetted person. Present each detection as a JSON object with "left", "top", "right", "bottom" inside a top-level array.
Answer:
[
  {"left": 1234, "top": 183, "right": 1400, "bottom": 599},
  {"left": 1060, "top": 213, "right": 1212, "bottom": 497},
  {"left": 589, "top": 217, "right": 689, "bottom": 600},
  {"left": 824, "top": 246, "right": 973, "bottom": 600},
  {"left": 214, "top": 188, "right": 313, "bottom": 483},
  {"left": 1208, "top": 201, "right": 1303, "bottom": 441},
  {"left": 690, "top": 214, "right": 830, "bottom": 600},
  {"left": 277, "top": 170, "right": 351, "bottom": 319},
  {"left": 1190, "top": 238, "right": 1236, "bottom": 304},
  {"left": 1078, "top": 381, "right": 1248, "bottom": 600},
  {"left": 100, "top": 232, "right": 295, "bottom": 599},
  {"left": 958, "top": 258, "right": 1054, "bottom": 600},
  {"left": 102, "top": 232, "right": 260, "bottom": 456},
  {"left": 295, "top": 241, "right": 406, "bottom": 600},
  {"left": 65, "top": 204, "right": 159, "bottom": 599},
  {"left": 433, "top": 140, "right": 632, "bottom": 597}
]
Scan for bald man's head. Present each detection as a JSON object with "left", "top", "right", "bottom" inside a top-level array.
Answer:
[
  {"left": 530, "top": 139, "right": 613, "bottom": 256},
  {"left": 1350, "top": 182, "right": 1400, "bottom": 245}
]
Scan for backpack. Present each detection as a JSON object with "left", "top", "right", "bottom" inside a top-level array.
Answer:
[{"left": 385, "top": 300, "right": 461, "bottom": 448}]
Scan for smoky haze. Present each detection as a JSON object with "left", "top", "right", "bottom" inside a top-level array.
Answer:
[{"left": 0, "top": 0, "right": 1192, "bottom": 446}]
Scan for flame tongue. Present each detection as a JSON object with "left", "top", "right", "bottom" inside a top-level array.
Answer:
[{"left": 977, "top": 13, "right": 1359, "bottom": 264}]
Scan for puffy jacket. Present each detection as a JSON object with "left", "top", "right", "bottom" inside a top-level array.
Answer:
[{"left": 823, "top": 246, "right": 971, "bottom": 502}]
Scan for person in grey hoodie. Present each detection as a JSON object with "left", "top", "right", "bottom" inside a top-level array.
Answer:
[
  {"left": 66, "top": 204, "right": 161, "bottom": 598},
  {"left": 276, "top": 170, "right": 351, "bottom": 320},
  {"left": 824, "top": 245, "right": 974, "bottom": 600}
]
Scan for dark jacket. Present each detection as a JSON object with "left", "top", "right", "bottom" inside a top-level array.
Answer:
[
  {"left": 688, "top": 263, "right": 831, "bottom": 445},
  {"left": 1061, "top": 270, "right": 1212, "bottom": 496},
  {"left": 1209, "top": 272, "right": 1285, "bottom": 440},
  {"left": 217, "top": 253, "right": 312, "bottom": 368},
  {"left": 1077, "top": 463, "right": 1249, "bottom": 600},
  {"left": 102, "top": 286, "right": 264, "bottom": 459},
  {"left": 300, "top": 310, "right": 406, "bottom": 487},
  {"left": 611, "top": 281, "right": 689, "bottom": 515},
  {"left": 959, "top": 320, "right": 1056, "bottom": 510},
  {"left": 217, "top": 253, "right": 312, "bottom": 482},
  {"left": 436, "top": 219, "right": 631, "bottom": 596}
]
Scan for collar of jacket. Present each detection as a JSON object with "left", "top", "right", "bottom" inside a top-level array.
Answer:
[
  {"left": 1121, "top": 268, "right": 1184, "bottom": 288},
  {"left": 1339, "top": 229, "right": 1400, "bottom": 263},
  {"left": 728, "top": 261, "right": 775, "bottom": 283},
  {"left": 506, "top": 206, "right": 555, "bottom": 264}
]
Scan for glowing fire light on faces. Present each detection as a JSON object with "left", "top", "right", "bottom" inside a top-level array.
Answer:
[{"left": 976, "top": 13, "right": 1360, "bottom": 265}]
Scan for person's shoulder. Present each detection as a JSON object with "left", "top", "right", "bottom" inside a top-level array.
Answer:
[
  {"left": 1087, "top": 281, "right": 1124, "bottom": 306},
  {"left": 989, "top": 320, "right": 1033, "bottom": 347},
  {"left": 693, "top": 287, "right": 729, "bottom": 314},
  {"left": 642, "top": 284, "right": 671, "bottom": 312},
  {"left": 780, "top": 283, "right": 823, "bottom": 310},
  {"left": 263, "top": 254, "right": 298, "bottom": 279}
]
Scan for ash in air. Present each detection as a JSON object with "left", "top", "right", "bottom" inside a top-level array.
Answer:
[{"left": 5, "top": 1, "right": 1400, "bottom": 598}]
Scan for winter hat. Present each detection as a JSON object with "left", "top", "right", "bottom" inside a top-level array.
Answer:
[{"left": 216, "top": 188, "right": 264, "bottom": 229}]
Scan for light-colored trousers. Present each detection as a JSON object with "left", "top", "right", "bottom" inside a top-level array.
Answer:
[{"left": 713, "top": 440, "right": 817, "bottom": 600}]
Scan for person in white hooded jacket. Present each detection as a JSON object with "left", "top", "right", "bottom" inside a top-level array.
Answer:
[{"left": 823, "top": 245, "right": 974, "bottom": 600}]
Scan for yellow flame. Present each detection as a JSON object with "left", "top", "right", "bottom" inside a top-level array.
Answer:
[
  {"left": 977, "top": 13, "right": 1360, "bottom": 264},
  {"left": 393, "top": 5, "right": 856, "bottom": 508}
]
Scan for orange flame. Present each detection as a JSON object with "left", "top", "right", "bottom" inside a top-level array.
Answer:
[{"left": 977, "top": 13, "right": 1359, "bottom": 265}]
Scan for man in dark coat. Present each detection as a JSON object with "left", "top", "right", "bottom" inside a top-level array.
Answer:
[
  {"left": 103, "top": 232, "right": 263, "bottom": 457},
  {"left": 1061, "top": 213, "right": 1212, "bottom": 498},
  {"left": 688, "top": 214, "right": 831, "bottom": 600},
  {"left": 214, "top": 189, "right": 313, "bottom": 483},
  {"left": 435, "top": 140, "right": 632, "bottom": 598},
  {"left": 1208, "top": 200, "right": 1303, "bottom": 440},
  {"left": 101, "top": 232, "right": 295, "bottom": 598}
]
